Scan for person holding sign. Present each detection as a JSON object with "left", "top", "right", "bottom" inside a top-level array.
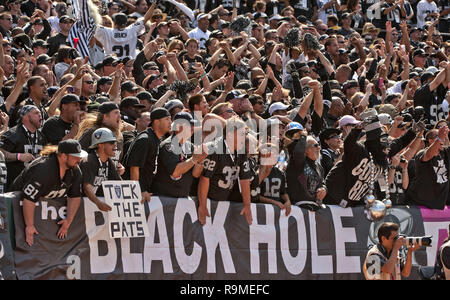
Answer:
[
  {"left": 11, "top": 139, "right": 87, "bottom": 246},
  {"left": 81, "top": 128, "right": 122, "bottom": 212},
  {"left": 124, "top": 108, "right": 172, "bottom": 203},
  {"left": 152, "top": 112, "right": 207, "bottom": 198}
]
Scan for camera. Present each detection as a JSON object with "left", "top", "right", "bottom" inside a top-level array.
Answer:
[
  {"left": 69, "top": 48, "right": 80, "bottom": 60},
  {"left": 395, "top": 235, "right": 432, "bottom": 247}
]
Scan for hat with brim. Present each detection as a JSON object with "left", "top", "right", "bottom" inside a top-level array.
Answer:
[
  {"left": 151, "top": 9, "right": 167, "bottom": 21},
  {"left": 171, "top": 111, "right": 201, "bottom": 130},
  {"left": 319, "top": 128, "right": 341, "bottom": 146},
  {"left": 338, "top": 115, "right": 359, "bottom": 128},
  {"left": 269, "top": 102, "right": 290, "bottom": 116},
  {"left": 58, "top": 139, "right": 88, "bottom": 158},
  {"left": 285, "top": 122, "right": 304, "bottom": 139}
]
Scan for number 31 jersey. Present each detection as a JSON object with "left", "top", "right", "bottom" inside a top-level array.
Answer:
[{"left": 94, "top": 20, "right": 145, "bottom": 59}]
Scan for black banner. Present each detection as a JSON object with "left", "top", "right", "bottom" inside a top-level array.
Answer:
[
  {"left": 0, "top": 194, "right": 16, "bottom": 280},
  {"left": 3, "top": 191, "right": 449, "bottom": 280}
]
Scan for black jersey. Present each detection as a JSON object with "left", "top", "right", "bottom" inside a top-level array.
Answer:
[
  {"left": 381, "top": 2, "right": 402, "bottom": 29},
  {"left": 42, "top": 116, "right": 73, "bottom": 145},
  {"left": 124, "top": 128, "right": 161, "bottom": 193},
  {"left": 414, "top": 83, "right": 448, "bottom": 126},
  {"left": 10, "top": 153, "right": 82, "bottom": 202},
  {"left": 0, "top": 125, "right": 46, "bottom": 191},
  {"left": 388, "top": 167, "right": 407, "bottom": 205},
  {"left": 152, "top": 135, "right": 196, "bottom": 198},
  {"left": 201, "top": 138, "right": 252, "bottom": 202},
  {"left": 229, "top": 156, "right": 260, "bottom": 203},
  {"left": 80, "top": 151, "right": 121, "bottom": 197},
  {"left": 260, "top": 166, "right": 287, "bottom": 203},
  {"left": 0, "top": 151, "right": 7, "bottom": 194},
  {"left": 406, "top": 148, "right": 450, "bottom": 209}
]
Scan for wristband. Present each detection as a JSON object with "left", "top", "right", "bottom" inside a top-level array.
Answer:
[
  {"left": 17, "top": 153, "right": 20, "bottom": 161},
  {"left": 199, "top": 72, "right": 207, "bottom": 79}
]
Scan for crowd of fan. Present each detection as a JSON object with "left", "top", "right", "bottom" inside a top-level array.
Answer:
[{"left": 0, "top": 0, "right": 449, "bottom": 224}]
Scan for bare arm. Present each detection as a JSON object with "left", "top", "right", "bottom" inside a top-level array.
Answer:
[{"left": 153, "top": 90, "right": 177, "bottom": 109}]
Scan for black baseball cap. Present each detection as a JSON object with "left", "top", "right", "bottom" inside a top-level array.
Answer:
[
  {"left": 225, "top": 90, "right": 249, "bottom": 102},
  {"left": 136, "top": 91, "right": 157, "bottom": 103},
  {"left": 210, "top": 30, "right": 224, "bottom": 39},
  {"left": 120, "top": 96, "right": 146, "bottom": 109},
  {"left": 32, "top": 39, "right": 48, "bottom": 49},
  {"left": 413, "top": 48, "right": 427, "bottom": 57},
  {"left": 97, "top": 76, "right": 113, "bottom": 86},
  {"left": 121, "top": 81, "right": 139, "bottom": 93},
  {"left": 58, "top": 139, "right": 88, "bottom": 158},
  {"left": 343, "top": 80, "right": 359, "bottom": 91},
  {"left": 60, "top": 94, "right": 80, "bottom": 108},
  {"left": 113, "top": 13, "right": 128, "bottom": 27},
  {"left": 103, "top": 56, "right": 119, "bottom": 67},
  {"left": 150, "top": 107, "right": 170, "bottom": 124},
  {"left": 172, "top": 111, "right": 201, "bottom": 127},
  {"left": 59, "top": 15, "right": 75, "bottom": 23},
  {"left": 36, "top": 54, "right": 52, "bottom": 65},
  {"left": 420, "top": 72, "right": 435, "bottom": 83},
  {"left": 98, "top": 101, "right": 119, "bottom": 114},
  {"left": 319, "top": 128, "right": 341, "bottom": 146},
  {"left": 143, "top": 61, "right": 158, "bottom": 70}
]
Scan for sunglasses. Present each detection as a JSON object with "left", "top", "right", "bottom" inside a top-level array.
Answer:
[
  {"left": 224, "top": 109, "right": 234, "bottom": 113},
  {"left": 310, "top": 143, "right": 320, "bottom": 148},
  {"left": 84, "top": 80, "right": 94, "bottom": 84},
  {"left": 2, "top": 43, "right": 10, "bottom": 47},
  {"left": 256, "top": 101, "right": 264, "bottom": 105},
  {"left": 105, "top": 62, "right": 118, "bottom": 67}
]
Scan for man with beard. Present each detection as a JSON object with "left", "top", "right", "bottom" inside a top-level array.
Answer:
[
  {"left": 324, "top": 109, "right": 418, "bottom": 207},
  {"left": 11, "top": 76, "right": 49, "bottom": 126},
  {"left": 285, "top": 122, "right": 327, "bottom": 211},
  {"left": 42, "top": 94, "right": 84, "bottom": 145},
  {"left": 11, "top": 139, "right": 87, "bottom": 246},
  {"left": 0, "top": 105, "right": 46, "bottom": 191},
  {"left": 81, "top": 128, "right": 122, "bottom": 212},
  {"left": 407, "top": 126, "right": 450, "bottom": 209},
  {"left": 152, "top": 112, "right": 206, "bottom": 198},
  {"left": 77, "top": 102, "right": 123, "bottom": 165},
  {"left": 124, "top": 108, "right": 172, "bottom": 203}
]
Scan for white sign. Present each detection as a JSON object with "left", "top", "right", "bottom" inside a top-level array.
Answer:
[{"left": 102, "top": 181, "right": 149, "bottom": 239}]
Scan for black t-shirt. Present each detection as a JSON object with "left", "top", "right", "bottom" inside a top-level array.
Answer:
[
  {"left": 47, "top": 33, "right": 69, "bottom": 57},
  {"left": 388, "top": 167, "right": 407, "bottom": 205},
  {"left": 0, "top": 125, "right": 46, "bottom": 191},
  {"left": 201, "top": 138, "right": 252, "bottom": 202},
  {"left": 414, "top": 83, "right": 448, "bottom": 126},
  {"left": 260, "top": 166, "right": 287, "bottom": 203},
  {"left": 11, "top": 153, "right": 82, "bottom": 202},
  {"left": 80, "top": 151, "right": 121, "bottom": 197},
  {"left": 229, "top": 156, "right": 260, "bottom": 203},
  {"left": 381, "top": 2, "right": 402, "bottom": 29},
  {"left": 287, "top": 136, "right": 326, "bottom": 205},
  {"left": 0, "top": 151, "right": 7, "bottom": 194},
  {"left": 42, "top": 116, "right": 73, "bottom": 145},
  {"left": 406, "top": 148, "right": 450, "bottom": 209},
  {"left": 124, "top": 128, "right": 160, "bottom": 193},
  {"left": 320, "top": 147, "right": 339, "bottom": 177},
  {"left": 151, "top": 135, "right": 195, "bottom": 198},
  {"left": 292, "top": 0, "right": 318, "bottom": 19}
]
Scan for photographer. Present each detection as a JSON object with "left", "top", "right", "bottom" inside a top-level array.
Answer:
[
  {"left": 363, "top": 222, "right": 420, "bottom": 280},
  {"left": 435, "top": 227, "right": 450, "bottom": 280}
]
